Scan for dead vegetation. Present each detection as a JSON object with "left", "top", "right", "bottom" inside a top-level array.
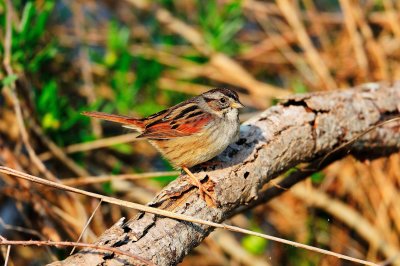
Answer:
[{"left": 1, "top": 0, "right": 400, "bottom": 265}]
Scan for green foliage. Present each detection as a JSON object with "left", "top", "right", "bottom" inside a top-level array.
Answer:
[
  {"left": 101, "top": 21, "right": 165, "bottom": 115},
  {"left": 286, "top": 245, "right": 318, "bottom": 266},
  {"left": 284, "top": 167, "right": 299, "bottom": 177},
  {"left": 241, "top": 224, "right": 268, "bottom": 255},
  {"left": 311, "top": 172, "right": 325, "bottom": 183},
  {"left": 36, "top": 80, "right": 62, "bottom": 130},
  {"left": 198, "top": 0, "right": 244, "bottom": 54},
  {"left": 292, "top": 80, "right": 309, "bottom": 93},
  {"left": 111, "top": 144, "right": 133, "bottom": 155},
  {"left": 1, "top": 74, "right": 17, "bottom": 87},
  {"left": 102, "top": 181, "right": 114, "bottom": 195},
  {"left": 240, "top": 219, "right": 268, "bottom": 255},
  {"left": 372, "top": 0, "right": 384, "bottom": 11},
  {"left": 34, "top": 79, "right": 92, "bottom": 146},
  {"left": 3, "top": 1, "right": 94, "bottom": 146},
  {"left": 153, "top": 174, "right": 178, "bottom": 186},
  {"left": 1, "top": 1, "right": 57, "bottom": 73},
  {"left": 241, "top": 234, "right": 268, "bottom": 255}
]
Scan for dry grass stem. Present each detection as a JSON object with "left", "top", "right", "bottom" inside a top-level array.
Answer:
[
  {"left": 69, "top": 199, "right": 103, "bottom": 255},
  {"left": 30, "top": 122, "right": 89, "bottom": 177},
  {"left": 39, "top": 133, "right": 140, "bottom": 161},
  {"left": 339, "top": 0, "right": 369, "bottom": 78},
  {"left": 62, "top": 171, "right": 179, "bottom": 186},
  {"left": 277, "top": 0, "right": 336, "bottom": 89}
]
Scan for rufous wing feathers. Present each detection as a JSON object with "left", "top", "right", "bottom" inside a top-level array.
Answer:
[{"left": 137, "top": 113, "right": 213, "bottom": 139}]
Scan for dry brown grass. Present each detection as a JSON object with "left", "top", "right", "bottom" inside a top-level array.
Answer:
[{"left": 1, "top": 0, "right": 400, "bottom": 265}]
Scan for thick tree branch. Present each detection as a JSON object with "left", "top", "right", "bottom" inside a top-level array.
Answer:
[{"left": 51, "top": 82, "right": 400, "bottom": 266}]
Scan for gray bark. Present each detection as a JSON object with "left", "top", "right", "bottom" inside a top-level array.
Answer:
[{"left": 50, "top": 82, "right": 400, "bottom": 266}]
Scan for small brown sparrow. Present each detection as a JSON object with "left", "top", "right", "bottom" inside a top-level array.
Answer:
[{"left": 82, "top": 88, "right": 244, "bottom": 205}]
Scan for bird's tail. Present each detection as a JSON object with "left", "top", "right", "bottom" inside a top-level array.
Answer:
[{"left": 82, "top": 111, "right": 144, "bottom": 131}]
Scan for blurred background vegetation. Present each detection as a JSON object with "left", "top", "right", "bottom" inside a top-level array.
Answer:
[{"left": 1, "top": 0, "right": 400, "bottom": 265}]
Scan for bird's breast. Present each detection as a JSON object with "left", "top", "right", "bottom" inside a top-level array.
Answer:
[{"left": 149, "top": 117, "right": 239, "bottom": 168}]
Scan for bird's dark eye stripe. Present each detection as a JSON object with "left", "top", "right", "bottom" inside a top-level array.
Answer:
[
  {"left": 185, "top": 110, "right": 204, "bottom": 119},
  {"left": 174, "top": 105, "right": 199, "bottom": 120},
  {"left": 203, "top": 97, "right": 214, "bottom": 103}
]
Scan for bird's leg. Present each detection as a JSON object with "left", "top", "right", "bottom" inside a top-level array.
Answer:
[{"left": 182, "top": 166, "right": 216, "bottom": 206}]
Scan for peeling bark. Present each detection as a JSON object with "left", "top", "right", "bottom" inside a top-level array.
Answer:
[{"left": 50, "top": 82, "right": 400, "bottom": 266}]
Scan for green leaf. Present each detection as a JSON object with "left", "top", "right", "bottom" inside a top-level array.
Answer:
[
  {"left": 242, "top": 235, "right": 268, "bottom": 255},
  {"left": 198, "top": 0, "right": 243, "bottom": 54},
  {"left": 107, "top": 21, "right": 130, "bottom": 52},
  {"left": 311, "top": 172, "right": 325, "bottom": 183},
  {"left": 284, "top": 167, "right": 298, "bottom": 177},
  {"left": 102, "top": 182, "right": 114, "bottom": 195},
  {"left": 38, "top": 80, "right": 58, "bottom": 112},
  {"left": 111, "top": 144, "right": 133, "bottom": 155},
  {"left": 19, "top": 2, "right": 34, "bottom": 34},
  {"left": 104, "top": 51, "right": 117, "bottom": 66},
  {"left": 152, "top": 174, "right": 178, "bottom": 186},
  {"left": 28, "top": 42, "right": 57, "bottom": 72},
  {"left": 2, "top": 74, "right": 18, "bottom": 86},
  {"left": 292, "top": 80, "right": 309, "bottom": 93},
  {"left": 42, "top": 112, "right": 60, "bottom": 130},
  {"left": 28, "top": 0, "right": 55, "bottom": 41}
]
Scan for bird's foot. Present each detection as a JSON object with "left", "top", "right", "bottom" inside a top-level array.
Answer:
[{"left": 182, "top": 166, "right": 216, "bottom": 207}]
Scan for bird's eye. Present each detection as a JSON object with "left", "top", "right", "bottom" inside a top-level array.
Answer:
[{"left": 219, "top": 97, "right": 227, "bottom": 104}]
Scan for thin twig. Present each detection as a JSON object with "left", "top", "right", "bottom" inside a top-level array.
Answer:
[
  {"left": 4, "top": 245, "right": 11, "bottom": 266},
  {"left": 0, "top": 239, "right": 154, "bottom": 265},
  {"left": 38, "top": 133, "right": 140, "bottom": 161},
  {"left": 0, "top": 217, "right": 57, "bottom": 261},
  {"left": 0, "top": 217, "right": 43, "bottom": 238},
  {"left": 0, "top": 167, "right": 379, "bottom": 266},
  {"left": 70, "top": 199, "right": 103, "bottom": 255},
  {"left": 30, "top": 122, "right": 89, "bottom": 177},
  {"left": 0, "top": 235, "right": 11, "bottom": 266},
  {"left": 62, "top": 171, "right": 179, "bottom": 186}
]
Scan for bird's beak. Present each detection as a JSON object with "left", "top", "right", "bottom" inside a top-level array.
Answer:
[{"left": 230, "top": 101, "right": 244, "bottom": 109}]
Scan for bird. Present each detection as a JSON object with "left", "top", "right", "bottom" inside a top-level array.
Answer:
[{"left": 82, "top": 88, "right": 244, "bottom": 205}]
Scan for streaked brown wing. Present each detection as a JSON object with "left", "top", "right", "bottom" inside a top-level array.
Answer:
[{"left": 138, "top": 103, "right": 213, "bottom": 139}]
